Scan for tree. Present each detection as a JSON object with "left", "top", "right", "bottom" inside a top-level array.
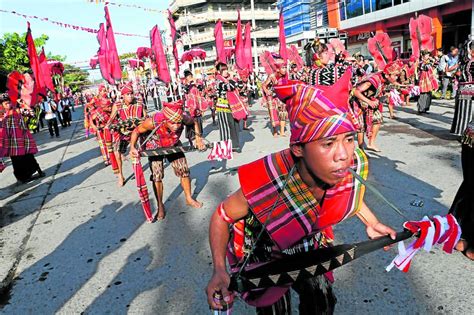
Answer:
[
  {"left": 0, "top": 32, "right": 50, "bottom": 75},
  {"left": 62, "top": 64, "right": 90, "bottom": 93}
]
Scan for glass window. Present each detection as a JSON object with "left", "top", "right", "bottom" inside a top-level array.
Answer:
[
  {"left": 347, "top": 0, "right": 364, "bottom": 19},
  {"left": 340, "top": 1, "right": 346, "bottom": 20},
  {"left": 394, "top": 0, "right": 402, "bottom": 4},
  {"left": 364, "top": 0, "right": 372, "bottom": 14},
  {"left": 376, "top": 0, "right": 393, "bottom": 11}
]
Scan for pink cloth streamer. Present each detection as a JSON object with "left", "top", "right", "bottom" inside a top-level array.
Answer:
[{"left": 386, "top": 214, "right": 461, "bottom": 273}]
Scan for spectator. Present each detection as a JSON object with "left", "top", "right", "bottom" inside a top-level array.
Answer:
[
  {"left": 59, "top": 94, "right": 72, "bottom": 127},
  {"left": 442, "top": 46, "right": 460, "bottom": 99},
  {"left": 39, "top": 93, "right": 60, "bottom": 137}
]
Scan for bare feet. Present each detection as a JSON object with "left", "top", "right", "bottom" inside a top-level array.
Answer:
[
  {"left": 366, "top": 144, "right": 381, "bottom": 152},
  {"left": 273, "top": 133, "right": 278, "bottom": 138},
  {"left": 466, "top": 248, "right": 474, "bottom": 260},
  {"left": 455, "top": 239, "right": 468, "bottom": 252},
  {"left": 118, "top": 176, "right": 125, "bottom": 187},
  {"left": 186, "top": 198, "right": 203, "bottom": 208},
  {"left": 156, "top": 204, "right": 166, "bottom": 221},
  {"left": 279, "top": 133, "right": 286, "bottom": 137}
]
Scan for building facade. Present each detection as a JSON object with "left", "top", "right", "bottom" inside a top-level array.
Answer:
[
  {"left": 326, "top": 0, "right": 474, "bottom": 57},
  {"left": 168, "top": 0, "right": 279, "bottom": 73}
]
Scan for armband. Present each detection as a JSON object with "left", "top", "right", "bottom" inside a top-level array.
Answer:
[{"left": 217, "top": 202, "right": 235, "bottom": 224}]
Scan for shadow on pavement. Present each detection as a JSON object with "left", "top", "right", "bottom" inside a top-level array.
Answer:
[{"left": 1, "top": 201, "right": 143, "bottom": 314}]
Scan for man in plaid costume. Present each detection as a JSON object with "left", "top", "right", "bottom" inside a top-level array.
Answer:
[
  {"left": 129, "top": 100, "right": 205, "bottom": 221},
  {"left": 1, "top": 93, "right": 44, "bottom": 182},
  {"left": 206, "top": 69, "right": 396, "bottom": 314}
]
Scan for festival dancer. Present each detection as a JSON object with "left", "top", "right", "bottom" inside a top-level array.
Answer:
[
  {"left": 182, "top": 69, "right": 207, "bottom": 142},
  {"left": 237, "top": 69, "right": 252, "bottom": 131},
  {"left": 129, "top": 101, "right": 204, "bottom": 221},
  {"left": 261, "top": 56, "right": 287, "bottom": 137},
  {"left": 88, "top": 85, "right": 115, "bottom": 167},
  {"left": 107, "top": 84, "right": 147, "bottom": 186},
  {"left": 215, "top": 62, "right": 241, "bottom": 151},
  {"left": 0, "top": 74, "right": 45, "bottom": 182},
  {"left": 417, "top": 50, "right": 439, "bottom": 114},
  {"left": 451, "top": 41, "right": 474, "bottom": 136},
  {"left": 352, "top": 61, "right": 402, "bottom": 152},
  {"left": 206, "top": 70, "right": 397, "bottom": 312}
]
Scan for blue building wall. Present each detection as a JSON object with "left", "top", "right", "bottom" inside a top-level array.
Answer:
[{"left": 280, "top": 0, "right": 312, "bottom": 37}]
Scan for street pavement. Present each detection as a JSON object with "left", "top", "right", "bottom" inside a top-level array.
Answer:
[{"left": 0, "top": 99, "right": 473, "bottom": 314}]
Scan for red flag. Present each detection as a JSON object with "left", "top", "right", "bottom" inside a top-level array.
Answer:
[
  {"left": 26, "top": 22, "right": 47, "bottom": 96},
  {"left": 104, "top": 6, "right": 122, "bottom": 80},
  {"left": 150, "top": 25, "right": 171, "bottom": 84},
  {"left": 235, "top": 11, "right": 245, "bottom": 70},
  {"left": 278, "top": 10, "right": 288, "bottom": 61},
  {"left": 214, "top": 20, "right": 225, "bottom": 63},
  {"left": 97, "top": 23, "right": 114, "bottom": 84},
  {"left": 39, "top": 48, "right": 55, "bottom": 92},
  {"left": 243, "top": 22, "right": 253, "bottom": 72},
  {"left": 168, "top": 10, "right": 180, "bottom": 76}
]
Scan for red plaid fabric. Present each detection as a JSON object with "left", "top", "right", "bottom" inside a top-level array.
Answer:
[
  {"left": 0, "top": 109, "right": 38, "bottom": 157},
  {"left": 144, "top": 112, "right": 183, "bottom": 150},
  {"left": 132, "top": 156, "right": 153, "bottom": 222},
  {"left": 419, "top": 64, "right": 439, "bottom": 93},
  {"left": 238, "top": 147, "right": 368, "bottom": 250}
]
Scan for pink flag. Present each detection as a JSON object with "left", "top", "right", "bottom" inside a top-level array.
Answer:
[
  {"left": 39, "top": 48, "right": 55, "bottom": 92},
  {"left": 90, "top": 56, "right": 99, "bottom": 69},
  {"left": 168, "top": 10, "right": 180, "bottom": 76},
  {"left": 150, "top": 25, "right": 171, "bottom": 83},
  {"left": 26, "top": 22, "right": 47, "bottom": 96},
  {"left": 214, "top": 19, "right": 225, "bottom": 63},
  {"left": 278, "top": 10, "right": 288, "bottom": 61},
  {"left": 136, "top": 47, "right": 152, "bottom": 60},
  {"left": 97, "top": 23, "right": 114, "bottom": 84},
  {"left": 235, "top": 11, "right": 245, "bottom": 70},
  {"left": 243, "top": 22, "right": 253, "bottom": 72},
  {"left": 104, "top": 6, "right": 122, "bottom": 80}
]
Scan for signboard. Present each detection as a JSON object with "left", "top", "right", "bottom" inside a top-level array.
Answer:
[{"left": 316, "top": 10, "right": 323, "bottom": 27}]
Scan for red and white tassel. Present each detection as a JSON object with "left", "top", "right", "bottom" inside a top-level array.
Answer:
[
  {"left": 386, "top": 214, "right": 461, "bottom": 273},
  {"left": 207, "top": 140, "right": 233, "bottom": 161}
]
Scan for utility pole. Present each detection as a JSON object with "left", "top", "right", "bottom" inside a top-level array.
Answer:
[{"left": 251, "top": 0, "right": 259, "bottom": 73}]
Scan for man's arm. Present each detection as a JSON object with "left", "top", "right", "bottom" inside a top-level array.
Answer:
[
  {"left": 206, "top": 189, "right": 249, "bottom": 309},
  {"left": 356, "top": 201, "right": 396, "bottom": 247},
  {"left": 353, "top": 82, "right": 378, "bottom": 108},
  {"left": 106, "top": 103, "right": 118, "bottom": 126},
  {"left": 129, "top": 118, "right": 155, "bottom": 158}
]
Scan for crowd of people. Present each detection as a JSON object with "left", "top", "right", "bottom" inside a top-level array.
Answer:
[{"left": 1, "top": 25, "right": 473, "bottom": 314}]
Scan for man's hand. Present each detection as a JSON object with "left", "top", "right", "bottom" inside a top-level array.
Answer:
[
  {"left": 195, "top": 137, "right": 206, "bottom": 151},
  {"left": 366, "top": 222, "right": 397, "bottom": 251},
  {"left": 129, "top": 147, "right": 140, "bottom": 159},
  {"left": 206, "top": 269, "right": 233, "bottom": 310}
]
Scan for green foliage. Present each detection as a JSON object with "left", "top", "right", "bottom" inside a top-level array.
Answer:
[
  {"left": 63, "top": 64, "right": 90, "bottom": 93},
  {"left": 119, "top": 52, "right": 135, "bottom": 61},
  {"left": 0, "top": 32, "right": 49, "bottom": 76}
]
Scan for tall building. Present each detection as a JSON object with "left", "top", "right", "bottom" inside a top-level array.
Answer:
[
  {"left": 326, "top": 0, "right": 474, "bottom": 56},
  {"left": 168, "top": 0, "right": 280, "bottom": 72},
  {"left": 280, "top": 0, "right": 333, "bottom": 47}
]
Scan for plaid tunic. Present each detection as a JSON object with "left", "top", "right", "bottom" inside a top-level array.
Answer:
[
  {"left": 227, "top": 147, "right": 368, "bottom": 306},
  {"left": 0, "top": 109, "right": 38, "bottom": 157}
]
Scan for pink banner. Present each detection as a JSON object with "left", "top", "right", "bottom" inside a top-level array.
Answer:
[
  {"left": 38, "top": 48, "right": 55, "bottom": 91},
  {"left": 150, "top": 25, "right": 171, "bottom": 83},
  {"left": 97, "top": 23, "right": 114, "bottom": 84},
  {"left": 243, "top": 22, "right": 253, "bottom": 72},
  {"left": 278, "top": 10, "right": 288, "bottom": 61},
  {"left": 104, "top": 6, "right": 122, "bottom": 80},
  {"left": 168, "top": 10, "right": 180, "bottom": 76},
  {"left": 214, "top": 20, "right": 226, "bottom": 63},
  {"left": 235, "top": 11, "right": 245, "bottom": 70}
]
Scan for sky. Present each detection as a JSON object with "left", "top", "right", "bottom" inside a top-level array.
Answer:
[{"left": 0, "top": 0, "right": 168, "bottom": 67}]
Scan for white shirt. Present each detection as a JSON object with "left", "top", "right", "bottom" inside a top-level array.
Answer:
[{"left": 40, "top": 100, "right": 57, "bottom": 120}]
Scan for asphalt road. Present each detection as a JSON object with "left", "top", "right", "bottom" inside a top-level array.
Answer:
[{"left": 0, "top": 99, "right": 472, "bottom": 314}]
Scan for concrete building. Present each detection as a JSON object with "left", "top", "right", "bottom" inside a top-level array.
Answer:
[
  {"left": 168, "top": 0, "right": 280, "bottom": 73},
  {"left": 325, "top": 0, "right": 474, "bottom": 57}
]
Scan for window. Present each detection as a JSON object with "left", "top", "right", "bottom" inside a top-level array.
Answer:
[{"left": 346, "top": 0, "right": 363, "bottom": 19}]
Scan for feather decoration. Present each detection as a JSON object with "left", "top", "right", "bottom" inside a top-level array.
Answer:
[
  {"left": 409, "top": 14, "right": 434, "bottom": 59},
  {"left": 21, "top": 73, "right": 35, "bottom": 106},
  {"left": 368, "top": 33, "right": 393, "bottom": 70},
  {"left": 7, "top": 71, "right": 24, "bottom": 106},
  {"left": 259, "top": 51, "right": 277, "bottom": 75},
  {"left": 287, "top": 45, "right": 304, "bottom": 70}
]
